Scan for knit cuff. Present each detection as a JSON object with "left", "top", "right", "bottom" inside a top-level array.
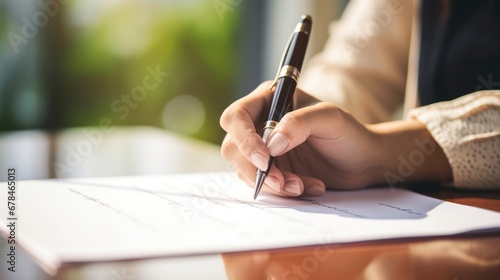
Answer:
[{"left": 409, "top": 91, "right": 500, "bottom": 189}]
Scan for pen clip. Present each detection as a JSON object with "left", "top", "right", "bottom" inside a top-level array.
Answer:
[{"left": 270, "top": 31, "right": 295, "bottom": 91}]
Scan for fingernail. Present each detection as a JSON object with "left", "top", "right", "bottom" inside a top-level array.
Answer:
[
  {"left": 304, "top": 185, "right": 325, "bottom": 197},
  {"left": 267, "top": 133, "right": 289, "bottom": 156},
  {"left": 266, "top": 176, "right": 281, "bottom": 192},
  {"left": 283, "top": 179, "right": 301, "bottom": 196},
  {"left": 251, "top": 152, "right": 268, "bottom": 171}
]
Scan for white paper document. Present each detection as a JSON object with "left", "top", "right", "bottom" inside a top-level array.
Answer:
[{"left": 1, "top": 172, "right": 500, "bottom": 274}]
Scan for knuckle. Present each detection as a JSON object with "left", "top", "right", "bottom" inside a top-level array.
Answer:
[
  {"left": 219, "top": 106, "right": 234, "bottom": 130},
  {"left": 281, "top": 111, "right": 307, "bottom": 137},
  {"left": 316, "top": 101, "right": 338, "bottom": 112},
  {"left": 221, "top": 131, "right": 264, "bottom": 162},
  {"left": 329, "top": 105, "right": 348, "bottom": 125},
  {"left": 285, "top": 110, "right": 307, "bottom": 128},
  {"left": 239, "top": 132, "right": 264, "bottom": 155},
  {"left": 220, "top": 105, "right": 243, "bottom": 130},
  {"left": 220, "top": 136, "right": 235, "bottom": 160},
  {"left": 314, "top": 102, "right": 345, "bottom": 123}
]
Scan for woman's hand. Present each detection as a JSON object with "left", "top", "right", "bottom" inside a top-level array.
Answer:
[
  {"left": 220, "top": 81, "right": 452, "bottom": 197},
  {"left": 220, "top": 81, "right": 381, "bottom": 197}
]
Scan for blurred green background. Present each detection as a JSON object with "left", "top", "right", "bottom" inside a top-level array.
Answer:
[
  {"left": 0, "top": 0, "right": 345, "bottom": 180},
  {"left": 0, "top": 0, "right": 245, "bottom": 144}
]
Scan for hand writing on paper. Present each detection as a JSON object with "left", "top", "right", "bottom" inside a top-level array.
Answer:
[
  {"left": 220, "top": 81, "right": 379, "bottom": 197},
  {"left": 220, "top": 81, "right": 452, "bottom": 197}
]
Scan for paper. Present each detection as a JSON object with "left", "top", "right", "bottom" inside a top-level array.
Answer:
[{"left": 1, "top": 172, "right": 500, "bottom": 274}]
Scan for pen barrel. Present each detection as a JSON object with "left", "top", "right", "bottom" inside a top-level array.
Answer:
[
  {"left": 254, "top": 15, "right": 312, "bottom": 200},
  {"left": 267, "top": 77, "right": 297, "bottom": 122},
  {"left": 267, "top": 28, "right": 310, "bottom": 122},
  {"left": 282, "top": 31, "right": 310, "bottom": 71}
]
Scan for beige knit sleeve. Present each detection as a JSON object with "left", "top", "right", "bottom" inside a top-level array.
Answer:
[{"left": 409, "top": 91, "right": 500, "bottom": 189}]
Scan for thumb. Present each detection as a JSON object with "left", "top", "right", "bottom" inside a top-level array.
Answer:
[{"left": 266, "top": 102, "right": 344, "bottom": 156}]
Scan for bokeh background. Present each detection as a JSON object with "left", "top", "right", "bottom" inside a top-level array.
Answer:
[{"left": 0, "top": 0, "right": 347, "bottom": 181}]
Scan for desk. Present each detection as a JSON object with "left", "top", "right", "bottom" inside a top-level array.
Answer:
[
  {"left": 2, "top": 187, "right": 498, "bottom": 280},
  {"left": 222, "top": 187, "right": 500, "bottom": 280}
]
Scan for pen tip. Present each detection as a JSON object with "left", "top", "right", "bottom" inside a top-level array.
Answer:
[{"left": 253, "top": 172, "right": 266, "bottom": 200}]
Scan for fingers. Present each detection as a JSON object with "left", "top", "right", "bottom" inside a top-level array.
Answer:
[
  {"left": 220, "top": 83, "right": 330, "bottom": 198},
  {"left": 279, "top": 172, "right": 324, "bottom": 197},
  {"left": 266, "top": 102, "right": 345, "bottom": 157},
  {"left": 221, "top": 134, "right": 284, "bottom": 195},
  {"left": 220, "top": 81, "right": 275, "bottom": 171},
  {"left": 271, "top": 171, "right": 326, "bottom": 197},
  {"left": 222, "top": 135, "right": 325, "bottom": 197},
  {"left": 301, "top": 175, "right": 326, "bottom": 196}
]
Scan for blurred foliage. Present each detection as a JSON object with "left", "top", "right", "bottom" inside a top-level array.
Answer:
[
  {"left": 0, "top": 10, "right": 5, "bottom": 37},
  {"left": 1, "top": 0, "right": 241, "bottom": 144}
]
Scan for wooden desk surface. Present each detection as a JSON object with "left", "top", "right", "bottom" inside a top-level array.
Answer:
[
  {"left": 417, "top": 186, "right": 500, "bottom": 212},
  {"left": 223, "top": 187, "right": 500, "bottom": 280}
]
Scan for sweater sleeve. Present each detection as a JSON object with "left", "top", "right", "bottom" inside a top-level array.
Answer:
[{"left": 409, "top": 91, "right": 500, "bottom": 189}]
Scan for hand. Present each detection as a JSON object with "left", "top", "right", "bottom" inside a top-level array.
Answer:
[
  {"left": 220, "top": 81, "right": 383, "bottom": 197},
  {"left": 220, "top": 81, "right": 452, "bottom": 197}
]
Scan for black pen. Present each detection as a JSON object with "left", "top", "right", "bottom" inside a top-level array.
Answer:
[{"left": 253, "top": 15, "right": 312, "bottom": 199}]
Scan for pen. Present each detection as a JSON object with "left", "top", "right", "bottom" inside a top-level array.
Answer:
[{"left": 253, "top": 15, "right": 312, "bottom": 199}]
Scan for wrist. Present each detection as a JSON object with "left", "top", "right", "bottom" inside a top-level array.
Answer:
[{"left": 367, "top": 120, "right": 453, "bottom": 187}]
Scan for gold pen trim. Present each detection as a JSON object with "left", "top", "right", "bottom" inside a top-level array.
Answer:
[{"left": 270, "top": 65, "right": 301, "bottom": 90}]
